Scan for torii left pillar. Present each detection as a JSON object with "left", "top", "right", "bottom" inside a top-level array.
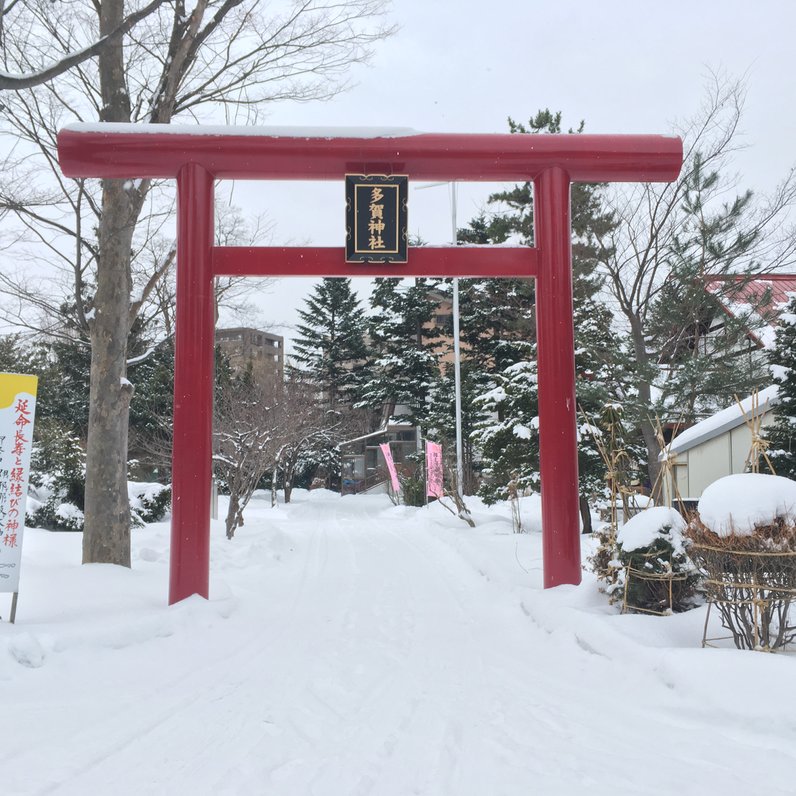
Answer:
[{"left": 170, "top": 164, "right": 215, "bottom": 603}]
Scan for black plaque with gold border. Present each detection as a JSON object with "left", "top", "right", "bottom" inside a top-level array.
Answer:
[{"left": 345, "top": 174, "right": 408, "bottom": 263}]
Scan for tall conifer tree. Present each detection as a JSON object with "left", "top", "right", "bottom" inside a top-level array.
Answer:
[
  {"left": 292, "top": 278, "right": 367, "bottom": 410},
  {"left": 768, "top": 293, "right": 796, "bottom": 479},
  {"left": 356, "top": 278, "right": 441, "bottom": 426},
  {"left": 458, "top": 111, "right": 621, "bottom": 514}
]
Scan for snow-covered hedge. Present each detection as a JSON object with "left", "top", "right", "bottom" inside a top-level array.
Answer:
[
  {"left": 129, "top": 482, "right": 172, "bottom": 527},
  {"left": 696, "top": 473, "right": 796, "bottom": 537},
  {"left": 26, "top": 494, "right": 85, "bottom": 534},
  {"left": 27, "top": 481, "right": 171, "bottom": 533},
  {"left": 617, "top": 506, "right": 686, "bottom": 551},
  {"left": 685, "top": 473, "right": 796, "bottom": 651}
]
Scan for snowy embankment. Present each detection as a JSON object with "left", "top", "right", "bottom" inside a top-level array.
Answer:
[{"left": 1, "top": 490, "right": 794, "bottom": 795}]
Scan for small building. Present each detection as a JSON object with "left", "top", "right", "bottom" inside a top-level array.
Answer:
[
  {"left": 661, "top": 386, "right": 780, "bottom": 508},
  {"left": 216, "top": 327, "right": 284, "bottom": 392},
  {"left": 339, "top": 412, "right": 419, "bottom": 495}
]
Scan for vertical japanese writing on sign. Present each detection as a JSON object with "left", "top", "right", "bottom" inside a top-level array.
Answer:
[
  {"left": 368, "top": 186, "right": 386, "bottom": 250},
  {"left": 426, "top": 440, "right": 444, "bottom": 499},
  {"left": 379, "top": 443, "right": 401, "bottom": 493},
  {"left": 0, "top": 373, "right": 38, "bottom": 594},
  {"left": 345, "top": 174, "right": 408, "bottom": 263}
]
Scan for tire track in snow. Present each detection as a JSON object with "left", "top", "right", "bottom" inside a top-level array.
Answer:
[
  {"left": 24, "top": 518, "right": 356, "bottom": 794},
  {"left": 40, "top": 504, "right": 417, "bottom": 794}
]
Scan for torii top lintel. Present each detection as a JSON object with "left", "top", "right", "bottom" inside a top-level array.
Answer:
[{"left": 57, "top": 123, "right": 683, "bottom": 184}]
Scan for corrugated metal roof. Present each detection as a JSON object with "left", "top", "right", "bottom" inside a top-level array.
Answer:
[
  {"left": 704, "top": 274, "right": 796, "bottom": 347},
  {"left": 705, "top": 273, "right": 796, "bottom": 310}
]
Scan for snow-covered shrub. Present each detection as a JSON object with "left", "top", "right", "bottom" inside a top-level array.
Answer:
[
  {"left": 588, "top": 523, "right": 623, "bottom": 601},
  {"left": 128, "top": 482, "right": 171, "bottom": 526},
  {"left": 26, "top": 420, "right": 170, "bottom": 532},
  {"left": 693, "top": 473, "right": 796, "bottom": 537},
  {"left": 398, "top": 454, "right": 426, "bottom": 507},
  {"left": 616, "top": 507, "right": 700, "bottom": 614},
  {"left": 28, "top": 419, "right": 86, "bottom": 532},
  {"left": 27, "top": 499, "right": 85, "bottom": 533},
  {"left": 685, "top": 473, "right": 796, "bottom": 651}
]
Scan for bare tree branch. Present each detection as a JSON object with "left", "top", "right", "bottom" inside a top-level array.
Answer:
[{"left": 0, "top": 0, "right": 168, "bottom": 90}]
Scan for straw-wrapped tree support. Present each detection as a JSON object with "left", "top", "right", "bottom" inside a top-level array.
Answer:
[{"left": 686, "top": 519, "right": 796, "bottom": 652}]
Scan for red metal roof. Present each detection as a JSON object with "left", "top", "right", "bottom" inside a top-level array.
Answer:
[
  {"left": 705, "top": 274, "right": 796, "bottom": 317},
  {"left": 704, "top": 274, "right": 796, "bottom": 347}
]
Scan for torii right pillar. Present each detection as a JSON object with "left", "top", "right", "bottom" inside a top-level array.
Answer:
[{"left": 535, "top": 166, "right": 582, "bottom": 587}]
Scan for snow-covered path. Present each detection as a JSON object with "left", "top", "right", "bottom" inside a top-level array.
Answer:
[{"left": 2, "top": 491, "right": 795, "bottom": 795}]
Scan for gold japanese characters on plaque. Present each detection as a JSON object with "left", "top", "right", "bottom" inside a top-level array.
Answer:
[{"left": 345, "top": 174, "right": 408, "bottom": 263}]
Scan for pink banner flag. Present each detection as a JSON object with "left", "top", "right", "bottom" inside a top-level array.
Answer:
[
  {"left": 426, "top": 440, "right": 444, "bottom": 498},
  {"left": 379, "top": 443, "right": 401, "bottom": 492}
]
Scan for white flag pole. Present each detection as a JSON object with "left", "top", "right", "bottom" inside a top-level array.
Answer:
[{"left": 450, "top": 184, "right": 464, "bottom": 496}]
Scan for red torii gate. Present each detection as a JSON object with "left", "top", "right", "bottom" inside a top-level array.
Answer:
[{"left": 57, "top": 124, "right": 682, "bottom": 604}]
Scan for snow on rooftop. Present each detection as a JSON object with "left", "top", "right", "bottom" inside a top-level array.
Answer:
[
  {"left": 662, "top": 385, "right": 779, "bottom": 458},
  {"left": 63, "top": 123, "right": 425, "bottom": 139}
]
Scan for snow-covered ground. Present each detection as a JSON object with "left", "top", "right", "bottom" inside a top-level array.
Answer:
[{"left": 1, "top": 490, "right": 794, "bottom": 795}]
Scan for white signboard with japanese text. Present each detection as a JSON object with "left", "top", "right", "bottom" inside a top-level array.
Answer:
[{"left": 0, "top": 373, "right": 38, "bottom": 593}]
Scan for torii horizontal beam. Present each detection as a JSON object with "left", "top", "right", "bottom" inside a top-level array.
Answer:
[
  {"left": 212, "top": 246, "right": 537, "bottom": 279},
  {"left": 57, "top": 124, "right": 682, "bottom": 183}
]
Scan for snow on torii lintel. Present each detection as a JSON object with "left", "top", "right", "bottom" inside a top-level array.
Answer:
[
  {"left": 58, "top": 126, "right": 684, "bottom": 183},
  {"left": 62, "top": 122, "right": 426, "bottom": 140}
]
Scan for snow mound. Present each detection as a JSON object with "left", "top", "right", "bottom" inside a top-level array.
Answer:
[
  {"left": 698, "top": 473, "right": 796, "bottom": 536},
  {"left": 617, "top": 506, "right": 686, "bottom": 552},
  {"left": 8, "top": 633, "right": 46, "bottom": 668}
]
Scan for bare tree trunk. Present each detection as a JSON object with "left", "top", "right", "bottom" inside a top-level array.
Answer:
[
  {"left": 1, "top": 0, "right": 395, "bottom": 566},
  {"left": 579, "top": 496, "right": 592, "bottom": 535},
  {"left": 283, "top": 451, "right": 298, "bottom": 503},
  {"left": 628, "top": 318, "right": 663, "bottom": 497},
  {"left": 82, "top": 0, "right": 134, "bottom": 565},
  {"left": 271, "top": 467, "right": 278, "bottom": 507},
  {"left": 225, "top": 493, "right": 239, "bottom": 539}
]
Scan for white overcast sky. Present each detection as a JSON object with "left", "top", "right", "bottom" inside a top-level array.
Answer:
[{"left": 222, "top": 0, "right": 796, "bottom": 340}]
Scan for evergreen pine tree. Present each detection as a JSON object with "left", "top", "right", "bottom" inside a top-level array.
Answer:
[
  {"left": 39, "top": 336, "right": 92, "bottom": 440},
  {"left": 356, "top": 277, "right": 441, "bottom": 426},
  {"left": 472, "top": 347, "right": 539, "bottom": 502},
  {"left": 292, "top": 278, "right": 367, "bottom": 410},
  {"left": 457, "top": 110, "right": 622, "bottom": 511},
  {"left": 768, "top": 293, "right": 796, "bottom": 479},
  {"left": 423, "top": 364, "right": 481, "bottom": 494},
  {"left": 641, "top": 157, "right": 774, "bottom": 423}
]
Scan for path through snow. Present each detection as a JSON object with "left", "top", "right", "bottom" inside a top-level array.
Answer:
[{"left": 1, "top": 490, "right": 794, "bottom": 794}]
